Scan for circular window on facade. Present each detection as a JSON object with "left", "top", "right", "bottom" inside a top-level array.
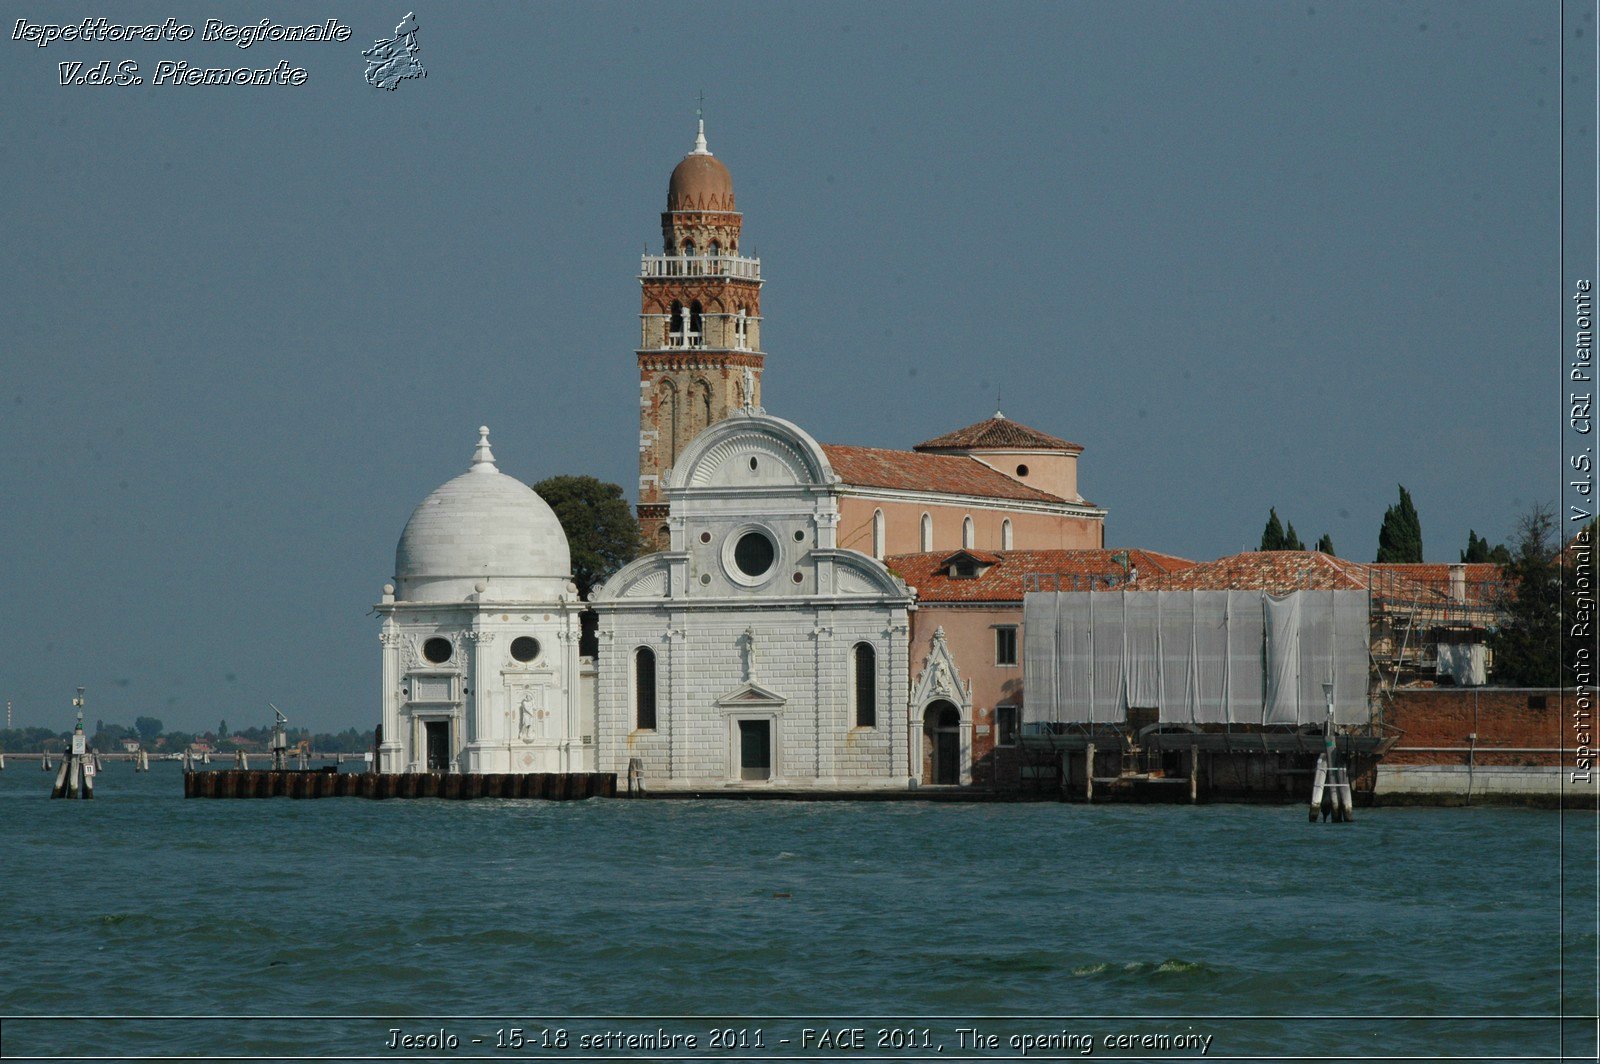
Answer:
[
  {"left": 510, "top": 636, "right": 540, "bottom": 663},
  {"left": 422, "top": 637, "right": 453, "bottom": 664},
  {"left": 1016, "top": 463, "right": 1030, "bottom": 477},
  {"left": 700, "top": 531, "right": 712, "bottom": 544},
  {"left": 793, "top": 529, "right": 806, "bottom": 542},
  {"left": 733, "top": 530, "right": 776, "bottom": 577}
]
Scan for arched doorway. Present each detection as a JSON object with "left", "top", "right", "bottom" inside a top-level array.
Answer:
[{"left": 923, "top": 700, "right": 961, "bottom": 785}]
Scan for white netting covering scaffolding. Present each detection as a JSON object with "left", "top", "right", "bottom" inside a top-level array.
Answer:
[{"left": 1022, "top": 589, "right": 1370, "bottom": 725}]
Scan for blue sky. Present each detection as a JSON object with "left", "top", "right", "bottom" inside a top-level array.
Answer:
[{"left": 0, "top": 1, "right": 1577, "bottom": 733}]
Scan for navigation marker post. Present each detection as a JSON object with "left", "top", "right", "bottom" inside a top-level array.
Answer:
[{"left": 50, "top": 689, "right": 94, "bottom": 799}]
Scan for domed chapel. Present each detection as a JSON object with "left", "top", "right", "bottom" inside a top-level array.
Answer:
[{"left": 375, "top": 428, "right": 593, "bottom": 775}]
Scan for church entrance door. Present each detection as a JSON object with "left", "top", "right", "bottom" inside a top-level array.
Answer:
[
  {"left": 738, "top": 720, "right": 771, "bottom": 781},
  {"left": 424, "top": 720, "right": 449, "bottom": 772},
  {"left": 923, "top": 701, "right": 961, "bottom": 785}
]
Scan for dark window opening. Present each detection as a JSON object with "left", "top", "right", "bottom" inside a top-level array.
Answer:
[
  {"left": 733, "top": 531, "right": 776, "bottom": 577},
  {"left": 854, "top": 643, "right": 877, "bottom": 728},
  {"left": 995, "top": 626, "right": 1018, "bottom": 666},
  {"left": 996, "top": 705, "right": 1019, "bottom": 747},
  {"left": 635, "top": 647, "right": 657, "bottom": 730},
  {"left": 422, "top": 637, "right": 452, "bottom": 665},
  {"left": 1016, "top": 464, "right": 1029, "bottom": 477},
  {"left": 510, "top": 636, "right": 540, "bottom": 663}
]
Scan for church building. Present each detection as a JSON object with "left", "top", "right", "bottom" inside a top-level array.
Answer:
[
  {"left": 370, "top": 116, "right": 1117, "bottom": 792},
  {"left": 593, "top": 409, "right": 915, "bottom": 789}
]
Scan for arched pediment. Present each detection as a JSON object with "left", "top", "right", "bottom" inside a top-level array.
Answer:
[
  {"left": 591, "top": 553, "right": 673, "bottom": 602},
  {"left": 826, "top": 549, "right": 912, "bottom": 598},
  {"left": 670, "top": 411, "right": 834, "bottom": 492}
]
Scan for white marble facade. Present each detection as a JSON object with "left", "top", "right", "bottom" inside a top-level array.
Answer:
[
  {"left": 591, "top": 410, "right": 916, "bottom": 789},
  {"left": 376, "top": 428, "right": 593, "bottom": 775}
]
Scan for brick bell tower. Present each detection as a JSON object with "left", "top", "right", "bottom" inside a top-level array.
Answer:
[{"left": 636, "top": 114, "right": 764, "bottom": 548}]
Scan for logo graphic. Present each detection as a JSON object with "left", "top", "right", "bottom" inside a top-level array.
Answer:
[{"left": 363, "top": 12, "right": 425, "bottom": 90}]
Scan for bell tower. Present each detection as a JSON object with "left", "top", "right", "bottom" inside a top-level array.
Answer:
[{"left": 636, "top": 115, "right": 765, "bottom": 548}]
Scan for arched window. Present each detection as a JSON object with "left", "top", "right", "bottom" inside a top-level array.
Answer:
[
  {"left": 689, "top": 300, "right": 704, "bottom": 339},
  {"left": 872, "top": 509, "right": 885, "bottom": 560},
  {"left": 920, "top": 512, "right": 933, "bottom": 552},
  {"left": 962, "top": 515, "right": 975, "bottom": 548},
  {"left": 708, "top": 239, "right": 721, "bottom": 256},
  {"left": 669, "top": 300, "right": 685, "bottom": 345},
  {"left": 655, "top": 525, "right": 671, "bottom": 550},
  {"left": 658, "top": 379, "right": 679, "bottom": 463},
  {"left": 634, "top": 647, "right": 657, "bottom": 731},
  {"left": 853, "top": 642, "right": 877, "bottom": 728},
  {"left": 1001, "top": 518, "right": 1013, "bottom": 550},
  {"left": 681, "top": 240, "right": 695, "bottom": 257}
]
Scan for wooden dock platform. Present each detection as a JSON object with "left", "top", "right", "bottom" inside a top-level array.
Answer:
[{"left": 183, "top": 770, "right": 616, "bottom": 800}]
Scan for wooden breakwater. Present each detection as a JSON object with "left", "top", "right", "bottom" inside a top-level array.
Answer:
[{"left": 184, "top": 771, "right": 616, "bottom": 800}]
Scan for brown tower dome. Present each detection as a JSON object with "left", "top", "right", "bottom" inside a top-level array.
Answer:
[{"left": 666, "top": 120, "right": 735, "bottom": 212}]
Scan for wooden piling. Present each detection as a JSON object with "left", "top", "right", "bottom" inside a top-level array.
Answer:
[{"left": 1084, "top": 743, "right": 1095, "bottom": 804}]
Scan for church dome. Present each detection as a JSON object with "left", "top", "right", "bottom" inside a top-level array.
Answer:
[
  {"left": 667, "top": 120, "right": 735, "bottom": 212},
  {"left": 394, "top": 427, "right": 572, "bottom": 603}
]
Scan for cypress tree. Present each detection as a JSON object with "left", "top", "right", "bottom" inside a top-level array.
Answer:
[
  {"left": 1376, "top": 485, "right": 1423, "bottom": 563},
  {"left": 1316, "top": 533, "right": 1335, "bottom": 556},
  {"left": 1260, "top": 508, "right": 1285, "bottom": 552},
  {"left": 1284, "top": 522, "right": 1305, "bottom": 551}
]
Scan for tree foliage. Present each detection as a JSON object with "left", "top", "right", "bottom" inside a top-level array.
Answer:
[
  {"left": 1260, "top": 508, "right": 1286, "bottom": 551},
  {"left": 1489, "top": 504, "right": 1560, "bottom": 686},
  {"left": 1316, "top": 533, "right": 1336, "bottom": 556},
  {"left": 1461, "top": 529, "right": 1511, "bottom": 564},
  {"left": 532, "top": 475, "right": 644, "bottom": 599},
  {"left": 1259, "top": 508, "right": 1315, "bottom": 552},
  {"left": 1376, "top": 485, "right": 1424, "bottom": 563}
]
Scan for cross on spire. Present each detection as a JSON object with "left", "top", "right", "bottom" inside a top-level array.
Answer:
[{"left": 691, "top": 91, "right": 710, "bottom": 155}]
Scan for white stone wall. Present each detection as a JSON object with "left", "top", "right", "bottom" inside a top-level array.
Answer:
[
  {"left": 598, "top": 608, "right": 909, "bottom": 789},
  {"left": 377, "top": 599, "right": 594, "bottom": 775}
]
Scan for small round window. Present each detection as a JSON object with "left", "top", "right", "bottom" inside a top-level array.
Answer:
[
  {"left": 1016, "top": 464, "right": 1030, "bottom": 477},
  {"left": 510, "top": 636, "right": 540, "bottom": 663},
  {"left": 422, "top": 637, "right": 453, "bottom": 664},
  {"left": 793, "top": 529, "right": 806, "bottom": 542},
  {"left": 733, "top": 530, "right": 776, "bottom": 577}
]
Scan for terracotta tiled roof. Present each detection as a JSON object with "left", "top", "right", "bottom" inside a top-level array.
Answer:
[
  {"left": 1118, "top": 552, "right": 1515, "bottom": 618},
  {"left": 1367, "top": 563, "right": 1506, "bottom": 606},
  {"left": 914, "top": 414, "right": 1081, "bottom": 453},
  {"left": 1135, "top": 551, "right": 1377, "bottom": 593},
  {"left": 823, "top": 444, "right": 1072, "bottom": 503},
  {"left": 886, "top": 548, "right": 1197, "bottom": 603}
]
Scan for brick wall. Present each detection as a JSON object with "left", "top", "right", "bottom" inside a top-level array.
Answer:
[{"left": 1385, "top": 688, "right": 1571, "bottom": 767}]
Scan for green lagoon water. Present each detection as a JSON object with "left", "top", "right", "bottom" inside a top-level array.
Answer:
[{"left": 0, "top": 763, "right": 1593, "bottom": 1061}]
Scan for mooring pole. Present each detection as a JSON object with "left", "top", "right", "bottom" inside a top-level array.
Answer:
[{"left": 1084, "top": 742, "right": 1095, "bottom": 804}]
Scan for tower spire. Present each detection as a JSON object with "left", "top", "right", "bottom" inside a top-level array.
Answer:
[{"left": 691, "top": 91, "right": 710, "bottom": 155}]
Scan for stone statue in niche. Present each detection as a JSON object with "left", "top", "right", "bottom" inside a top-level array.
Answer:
[
  {"left": 518, "top": 691, "right": 549, "bottom": 741},
  {"left": 741, "top": 627, "right": 758, "bottom": 682}
]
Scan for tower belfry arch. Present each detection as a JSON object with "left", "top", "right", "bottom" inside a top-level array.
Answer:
[{"left": 637, "top": 114, "right": 765, "bottom": 544}]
